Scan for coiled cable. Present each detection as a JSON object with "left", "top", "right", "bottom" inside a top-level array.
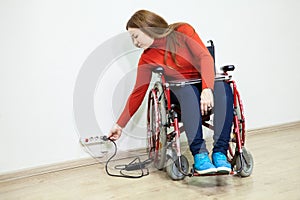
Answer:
[{"left": 102, "top": 136, "right": 151, "bottom": 178}]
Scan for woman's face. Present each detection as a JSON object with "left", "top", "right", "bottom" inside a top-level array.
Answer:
[{"left": 128, "top": 28, "right": 154, "bottom": 50}]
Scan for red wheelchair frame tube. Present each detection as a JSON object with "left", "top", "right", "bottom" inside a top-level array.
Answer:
[
  {"left": 161, "top": 75, "right": 182, "bottom": 157},
  {"left": 229, "top": 80, "right": 246, "bottom": 152},
  {"left": 160, "top": 75, "right": 172, "bottom": 110},
  {"left": 173, "top": 117, "right": 182, "bottom": 157}
]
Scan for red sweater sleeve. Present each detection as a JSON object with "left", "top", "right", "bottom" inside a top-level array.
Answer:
[
  {"left": 116, "top": 62, "right": 152, "bottom": 127},
  {"left": 178, "top": 24, "right": 215, "bottom": 90}
]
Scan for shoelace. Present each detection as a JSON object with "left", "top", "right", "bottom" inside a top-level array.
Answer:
[
  {"left": 213, "top": 153, "right": 226, "bottom": 161},
  {"left": 197, "top": 153, "right": 212, "bottom": 165}
]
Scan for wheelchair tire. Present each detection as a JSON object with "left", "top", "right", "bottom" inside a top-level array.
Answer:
[
  {"left": 236, "top": 147, "right": 254, "bottom": 177},
  {"left": 147, "top": 82, "right": 167, "bottom": 170},
  {"left": 166, "top": 155, "right": 189, "bottom": 181}
]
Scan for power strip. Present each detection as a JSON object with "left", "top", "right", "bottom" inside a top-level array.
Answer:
[{"left": 80, "top": 136, "right": 106, "bottom": 145}]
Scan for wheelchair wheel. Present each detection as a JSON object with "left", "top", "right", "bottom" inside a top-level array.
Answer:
[
  {"left": 166, "top": 155, "right": 189, "bottom": 181},
  {"left": 236, "top": 147, "right": 254, "bottom": 177},
  {"left": 147, "top": 82, "right": 167, "bottom": 170}
]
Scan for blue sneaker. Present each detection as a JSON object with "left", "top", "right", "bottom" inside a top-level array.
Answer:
[
  {"left": 194, "top": 153, "right": 217, "bottom": 174},
  {"left": 212, "top": 152, "right": 231, "bottom": 174}
]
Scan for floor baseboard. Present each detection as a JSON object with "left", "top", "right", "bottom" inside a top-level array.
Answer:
[
  {"left": 247, "top": 121, "right": 300, "bottom": 135},
  {"left": 0, "top": 157, "right": 98, "bottom": 183}
]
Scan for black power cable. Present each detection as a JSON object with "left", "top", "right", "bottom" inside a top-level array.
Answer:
[{"left": 101, "top": 136, "right": 152, "bottom": 178}]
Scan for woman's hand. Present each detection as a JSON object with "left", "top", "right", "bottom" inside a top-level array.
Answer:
[
  {"left": 200, "top": 88, "right": 214, "bottom": 116},
  {"left": 108, "top": 124, "right": 123, "bottom": 141}
]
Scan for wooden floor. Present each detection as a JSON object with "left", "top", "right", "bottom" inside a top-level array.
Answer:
[{"left": 1, "top": 124, "right": 300, "bottom": 200}]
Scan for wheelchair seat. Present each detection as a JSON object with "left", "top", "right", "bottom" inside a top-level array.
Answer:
[{"left": 167, "top": 73, "right": 232, "bottom": 87}]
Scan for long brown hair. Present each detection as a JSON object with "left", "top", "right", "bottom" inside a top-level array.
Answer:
[{"left": 126, "top": 10, "right": 185, "bottom": 65}]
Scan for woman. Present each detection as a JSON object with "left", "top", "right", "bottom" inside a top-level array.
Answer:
[{"left": 108, "top": 10, "right": 233, "bottom": 174}]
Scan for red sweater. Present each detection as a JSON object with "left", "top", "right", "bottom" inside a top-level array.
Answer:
[{"left": 117, "top": 24, "right": 214, "bottom": 127}]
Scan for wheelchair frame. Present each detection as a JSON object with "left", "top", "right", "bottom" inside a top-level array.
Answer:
[{"left": 146, "top": 41, "right": 253, "bottom": 180}]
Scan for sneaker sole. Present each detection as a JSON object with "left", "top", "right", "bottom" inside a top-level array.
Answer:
[
  {"left": 195, "top": 168, "right": 217, "bottom": 175},
  {"left": 216, "top": 167, "right": 231, "bottom": 174}
]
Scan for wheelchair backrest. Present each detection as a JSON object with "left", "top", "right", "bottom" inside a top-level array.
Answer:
[
  {"left": 206, "top": 40, "right": 216, "bottom": 74},
  {"left": 206, "top": 40, "right": 215, "bottom": 62}
]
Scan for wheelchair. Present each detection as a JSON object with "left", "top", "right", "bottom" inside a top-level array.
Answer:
[{"left": 146, "top": 40, "right": 254, "bottom": 180}]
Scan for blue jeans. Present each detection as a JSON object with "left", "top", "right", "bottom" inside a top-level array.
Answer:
[{"left": 170, "top": 81, "right": 234, "bottom": 156}]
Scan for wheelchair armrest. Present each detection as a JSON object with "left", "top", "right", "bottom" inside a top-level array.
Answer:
[
  {"left": 221, "top": 65, "right": 235, "bottom": 73},
  {"left": 153, "top": 67, "right": 165, "bottom": 74}
]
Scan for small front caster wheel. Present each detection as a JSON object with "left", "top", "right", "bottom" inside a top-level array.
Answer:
[{"left": 166, "top": 155, "right": 189, "bottom": 180}]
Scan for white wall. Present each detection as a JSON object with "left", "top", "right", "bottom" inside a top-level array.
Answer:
[{"left": 0, "top": 0, "right": 299, "bottom": 174}]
